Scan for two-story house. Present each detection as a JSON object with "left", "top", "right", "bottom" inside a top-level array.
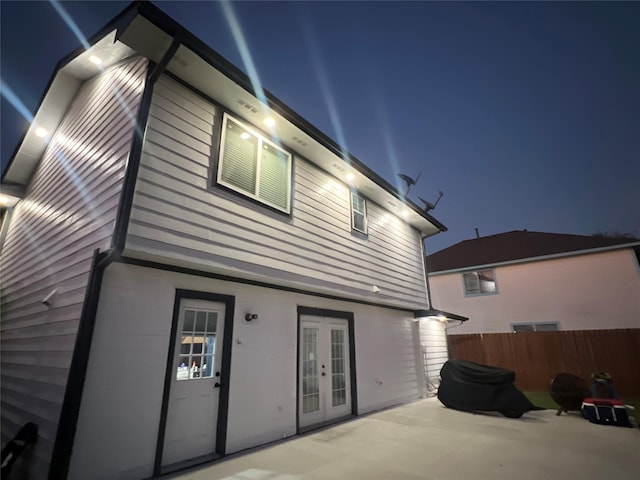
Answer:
[
  {"left": 0, "top": 3, "right": 462, "bottom": 479},
  {"left": 427, "top": 230, "right": 640, "bottom": 334}
]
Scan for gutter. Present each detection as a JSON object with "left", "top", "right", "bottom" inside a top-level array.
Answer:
[
  {"left": 47, "top": 38, "right": 181, "bottom": 480},
  {"left": 417, "top": 234, "right": 468, "bottom": 324}
]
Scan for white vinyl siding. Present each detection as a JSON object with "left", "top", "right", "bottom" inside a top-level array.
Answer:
[
  {"left": 351, "top": 191, "right": 367, "bottom": 234},
  {"left": 218, "top": 114, "right": 292, "bottom": 213},
  {"left": 420, "top": 319, "right": 448, "bottom": 393},
  {"left": 0, "top": 57, "right": 148, "bottom": 479},
  {"left": 126, "top": 75, "right": 428, "bottom": 309}
]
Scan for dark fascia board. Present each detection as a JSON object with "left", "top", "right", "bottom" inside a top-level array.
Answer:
[
  {"left": 130, "top": 2, "right": 447, "bottom": 233},
  {"left": 413, "top": 308, "right": 468, "bottom": 322},
  {"left": 1, "top": 2, "right": 144, "bottom": 183}
]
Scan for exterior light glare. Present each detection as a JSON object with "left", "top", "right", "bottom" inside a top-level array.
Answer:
[
  {"left": 0, "top": 195, "right": 20, "bottom": 208},
  {"left": 35, "top": 127, "right": 49, "bottom": 138},
  {"left": 89, "top": 55, "right": 103, "bottom": 65},
  {"left": 346, "top": 173, "right": 355, "bottom": 181},
  {"left": 263, "top": 117, "right": 275, "bottom": 127}
]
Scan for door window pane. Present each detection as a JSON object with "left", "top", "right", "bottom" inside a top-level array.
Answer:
[{"left": 176, "top": 309, "right": 218, "bottom": 381}]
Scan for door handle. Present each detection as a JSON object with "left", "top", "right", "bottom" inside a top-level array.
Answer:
[
  {"left": 321, "top": 372, "right": 326, "bottom": 376},
  {"left": 214, "top": 382, "right": 221, "bottom": 388}
]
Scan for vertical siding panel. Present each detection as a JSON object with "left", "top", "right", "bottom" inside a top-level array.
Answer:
[
  {"left": 419, "top": 319, "right": 449, "bottom": 392},
  {"left": 0, "top": 56, "right": 148, "bottom": 479},
  {"left": 126, "top": 75, "right": 428, "bottom": 308}
]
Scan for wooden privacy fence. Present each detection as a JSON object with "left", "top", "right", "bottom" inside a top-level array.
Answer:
[{"left": 448, "top": 329, "right": 640, "bottom": 396}]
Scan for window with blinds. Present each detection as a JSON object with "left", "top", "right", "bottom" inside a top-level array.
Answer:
[
  {"left": 462, "top": 270, "right": 497, "bottom": 295},
  {"left": 218, "top": 114, "right": 292, "bottom": 213},
  {"left": 350, "top": 191, "right": 367, "bottom": 234}
]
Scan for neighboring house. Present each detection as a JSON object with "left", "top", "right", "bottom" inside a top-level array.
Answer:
[
  {"left": 0, "top": 3, "right": 464, "bottom": 480},
  {"left": 427, "top": 230, "right": 640, "bottom": 334}
]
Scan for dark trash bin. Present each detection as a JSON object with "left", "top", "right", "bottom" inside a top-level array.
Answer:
[{"left": 549, "top": 372, "right": 590, "bottom": 415}]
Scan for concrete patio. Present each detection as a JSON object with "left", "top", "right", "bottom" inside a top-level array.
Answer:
[{"left": 167, "top": 397, "right": 639, "bottom": 480}]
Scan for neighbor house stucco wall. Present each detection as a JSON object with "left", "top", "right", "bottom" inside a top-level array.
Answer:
[{"left": 429, "top": 248, "right": 640, "bottom": 334}]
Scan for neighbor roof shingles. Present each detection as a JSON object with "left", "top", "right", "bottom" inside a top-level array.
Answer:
[{"left": 427, "top": 230, "right": 638, "bottom": 273}]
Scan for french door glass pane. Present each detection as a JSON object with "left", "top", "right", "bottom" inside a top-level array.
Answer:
[
  {"left": 331, "top": 329, "right": 346, "bottom": 407},
  {"left": 302, "top": 327, "right": 319, "bottom": 413}
]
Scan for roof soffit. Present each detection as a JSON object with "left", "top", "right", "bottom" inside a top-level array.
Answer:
[{"left": 4, "top": 3, "right": 446, "bottom": 236}]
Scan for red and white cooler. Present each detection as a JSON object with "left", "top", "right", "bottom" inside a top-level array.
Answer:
[{"left": 581, "top": 398, "right": 631, "bottom": 427}]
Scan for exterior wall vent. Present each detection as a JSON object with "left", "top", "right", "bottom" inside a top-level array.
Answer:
[
  {"left": 237, "top": 99, "right": 258, "bottom": 114},
  {"left": 292, "top": 136, "right": 307, "bottom": 147}
]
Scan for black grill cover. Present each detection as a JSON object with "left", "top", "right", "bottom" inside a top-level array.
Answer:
[{"left": 438, "top": 359, "right": 536, "bottom": 418}]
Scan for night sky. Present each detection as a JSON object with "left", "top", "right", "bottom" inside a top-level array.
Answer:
[{"left": 1, "top": 1, "right": 639, "bottom": 253}]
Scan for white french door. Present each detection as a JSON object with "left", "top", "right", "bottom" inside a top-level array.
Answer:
[
  {"left": 162, "top": 299, "right": 225, "bottom": 467},
  {"left": 299, "top": 315, "right": 351, "bottom": 429}
]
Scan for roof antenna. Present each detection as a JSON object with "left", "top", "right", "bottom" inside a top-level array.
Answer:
[
  {"left": 474, "top": 227, "right": 480, "bottom": 239},
  {"left": 418, "top": 191, "right": 443, "bottom": 213},
  {"left": 397, "top": 170, "right": 422, "bottom": 197}
]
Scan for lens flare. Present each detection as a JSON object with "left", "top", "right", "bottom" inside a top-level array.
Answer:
[
  {"left": 295, "top": 6, "right": 351, "bottom": 165},
  {"left": 0, "top": 78, "right": 35, "bottom": 123},
  {"left": 50, "top": 0, "right": 90, "bottom": 50}
]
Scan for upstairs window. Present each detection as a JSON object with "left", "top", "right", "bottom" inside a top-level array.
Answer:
[
  {"left": 218, "top": 114, "right": 292, "bottom": 213},
  {"left": 350, "top": 191, "right": 367, "bottom": 234},
  {"left": 463, "top": 270, "right": 497, "bottom": 295}
]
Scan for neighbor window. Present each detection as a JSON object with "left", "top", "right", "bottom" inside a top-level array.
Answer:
[
  {"left": 218, "top": 114, "right": 292, "bottom": 213},
  {"left": 512, "top": 322, "right": 559, "bottom": 333},
  {"left": 463, "top": 270, "right": 497, "bottom": 295},
  {"left": 350, "top": 191, "right": 367, "bottom": 234}
]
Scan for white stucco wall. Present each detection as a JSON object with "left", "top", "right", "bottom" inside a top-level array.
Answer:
[
  {"left": 429, "top": 248, "right": 640, "bottom": 334},
  {"left": 69, "top": 261, "right": 431, "bottom": 480}
]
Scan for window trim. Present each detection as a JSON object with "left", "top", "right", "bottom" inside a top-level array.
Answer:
[
  {"left": 217, "top": 113, "right": 293, "bottom": 213},
  {"left": 462, "top": 269, "right": 498, "bottom": 296},
  {"left": 511, "top": 322, "right": 560, "bottom": 333},
  {"left": 350, "top": 190, "right": 368, "bottom": 235}
]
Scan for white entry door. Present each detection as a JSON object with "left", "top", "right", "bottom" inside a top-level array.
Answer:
[
  {"left": 299, "top": 315, "right": 351, "bottom": 429},
  {"left": 163, "top": 299, "right": 225, "bottom": 467}
]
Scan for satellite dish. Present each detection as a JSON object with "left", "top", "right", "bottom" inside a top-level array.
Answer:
[
  {"left": 397, "top": 170, "right": 422, "bottom": 196},
  {"left": 418, "top": 191, "right": 443, "bottom": 212}
]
